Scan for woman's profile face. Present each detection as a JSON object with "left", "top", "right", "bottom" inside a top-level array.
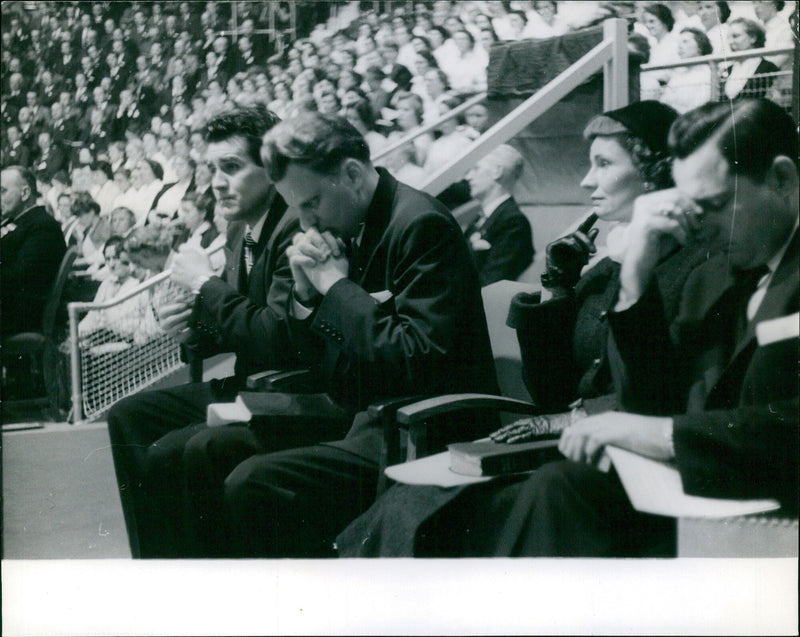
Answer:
[
  {"left": 677, "top": 31, "right": 701, "bottom": 58},
  {"left": 104, "top": 246, "right": 131, "bottom": 279},
  {"left": 697, "top": 1, "right": 720, "bottom": 30},
  {"left": 643, "top": 12, "right": 668, "bottom": 40},
  {"left": 453, "top": 31, "right": 472, "bottom": 53},
  {"left": 727, "top": 22, "right": 754, "bottom": 52},
  {"left": 580, "top": 136, "right": 646, "bottom": 223},
  {"left": 396, "top": 99, "right": 420, "bottom": 129},
  {"left": 414, "top": 54, "right": 431, "bottom": 76}
]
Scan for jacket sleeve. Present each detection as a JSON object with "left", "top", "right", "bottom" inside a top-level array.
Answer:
[
  {"left": 673, "top": 397, "right": 799, "bottom": 512},
  {"left": 478, "top": 214, "right": 534, "bottom": 286},
  {"left": 506, "top": 292, "right": 579, "bottom": 412},
  {"left": 310, "top": 210, "right": 484, "bottom": 398},
  {"left": 607, "top": 281, "right": 689, "bottom": 415},
  {"left": 187, "top": 216, "right": 298, "bottom": 370},
  {"left": 4, "top": 216, "right": 66, "bottom": 307}
]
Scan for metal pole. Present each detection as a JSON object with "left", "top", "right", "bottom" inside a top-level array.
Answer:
[
  {"left": 68, "top": 303, "right": 82, "bottom": 424},
  {"left": 603, "top": 18, "right": 629, "bottom": 111}
]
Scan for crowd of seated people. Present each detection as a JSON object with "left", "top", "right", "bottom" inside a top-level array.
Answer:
[{"left": 636, "top": 1, "right": 796, "bottom": 106}]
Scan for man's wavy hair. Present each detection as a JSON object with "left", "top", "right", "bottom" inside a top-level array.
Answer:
[
  {"left": 204, "top": 103, "right": 282, "bottom": 167},
  {"left": 668, "top": 99, "right": 799, "bottom": 181},
  {"left": 261, "top": 112, "right": 371, "bottom": 182}
]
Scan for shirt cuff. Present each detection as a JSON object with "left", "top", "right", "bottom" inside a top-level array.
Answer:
[{"left": 291, "top": 288, "right": 319, "bottom": 319}]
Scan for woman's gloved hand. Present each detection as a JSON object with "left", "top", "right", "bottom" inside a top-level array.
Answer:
[
  {"left": 540, "top": 213, "right": 599, "bottom": 293},
  {"left": 490, "top": 405, "right": 587, "bottom": 444}
]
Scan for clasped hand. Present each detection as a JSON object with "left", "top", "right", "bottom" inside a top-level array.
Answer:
[
  {"left": 541, "top": 214, "right": 599, "bottom": 293},
  {"left": 157, "top": 300, "right": 194, "bottom": 343},
  {"left": 287, "top": 227, "right": 349, "bottom": 303},
  {"left": 617, "top": 188, "right": 704, "bottom": 310}
]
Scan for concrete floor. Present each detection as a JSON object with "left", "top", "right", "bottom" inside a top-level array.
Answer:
[
  {"left": 2, "top": 353, "right": 236, "bottom": 560},
  {"left": 2, "top": 420, "right": 130, "bottom": 559}
]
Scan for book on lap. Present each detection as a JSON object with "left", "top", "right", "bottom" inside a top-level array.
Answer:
[{"left": 206, "top": 391, "right": 347, "bottom": 428}]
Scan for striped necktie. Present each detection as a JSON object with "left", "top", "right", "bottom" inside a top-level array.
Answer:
[{"left": 243, "top": 231, "right": 257, "bottom": 275}]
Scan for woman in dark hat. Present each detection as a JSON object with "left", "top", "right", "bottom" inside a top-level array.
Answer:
[{"left": 336, "top": 101, "right": 715, "bottom": 558}]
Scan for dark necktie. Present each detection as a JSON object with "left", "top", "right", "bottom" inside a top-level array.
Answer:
[{"left": 243, "top": 231, "right": 257, "bottom": 276}]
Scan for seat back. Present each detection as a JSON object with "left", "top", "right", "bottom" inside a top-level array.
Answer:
[
  {"left": 41, "top": 247, "right": 78, "bottom": 339},
  {"left": 480, "top": 280, "right": 539, "bottom": 406}
]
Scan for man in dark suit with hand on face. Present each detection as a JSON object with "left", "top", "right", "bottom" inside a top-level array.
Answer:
[{"left": 559, "top": 99, "right": 799, "bottom": 540}]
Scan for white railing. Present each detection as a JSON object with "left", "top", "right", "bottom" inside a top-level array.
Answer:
[
  {"left": 640, "top": 46, "right": 795, "bottom": 107},
  {"left": 641, "top": 46, "right": 795, "bottom": 72},
  {"left": 420, "top": 18, "right": 628, "bottom": 196}
]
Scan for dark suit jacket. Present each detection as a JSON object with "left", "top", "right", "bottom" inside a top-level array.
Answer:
[
  {"left": 186, "top": 192, "right": 300, "bottom": 385},
  {"left": 288, "top": 169, "right": 500, "bottom": 462},
  {"left": 609, "top": 232, "right": 799, "bottom": 511},
  {"left": 509, "top": 243, "right": 711, "bottom": 414},
  {"left": 727, "top": 58, "right": 780, "bottom": 100},
  {"left": 50, "top": 117, "right": 80, "bottom": 147},
  {"left": 1, "top": 205, "right": 67, "bottom": 336},
  {"left": 32, "top": 145, "right": 67, "bottom": 182},
  {"left": 467, "top": 197, "right": 534, "bottom": 286},
  {"left": 3, "top": 140, "right": 31, "bottom": 168}
]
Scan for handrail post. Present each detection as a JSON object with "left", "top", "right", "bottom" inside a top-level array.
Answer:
[
  {"left": 68, "top": 303, "right": 83, "bottom": 424},
  {"left": 603, "top": 18, "right": 629, "bottom": 111}
]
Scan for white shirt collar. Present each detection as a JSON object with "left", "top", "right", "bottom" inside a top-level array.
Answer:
[{"left": 481, "top": 194, "right": 512, "bottom": 218}]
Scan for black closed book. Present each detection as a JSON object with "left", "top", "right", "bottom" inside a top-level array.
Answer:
[
  {"left": 448, "top": 436, "right": 562, "bottom": 477},
  {"left": 238, "top": 392, "right": 351, "bottom": 447}
]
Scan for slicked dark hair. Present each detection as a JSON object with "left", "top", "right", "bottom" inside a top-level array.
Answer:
[
  {"left": 668, "top": 99, "right": 799, "bottom": 181},
  {"left": 204, "top": 103, "right": 282, "bottom": 167},
  {"left": 262, "top": 112, "right": 371, "bottom": 182}
]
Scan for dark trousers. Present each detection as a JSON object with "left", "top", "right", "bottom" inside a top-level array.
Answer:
[
  {"left": 337, "top": 460, "right": 675, "bottom": 557},
  {"left": 106, "top": 377, "right": 239, "bottom": 558},
  {"left": 416, "top": 461, "right": 675, "bottom": 557},
  {"left": 181, "top": 416, "right": 354, "bottom": 557},
  {"left": 224, "top": 445, "right": 379, "bottom": 557}
]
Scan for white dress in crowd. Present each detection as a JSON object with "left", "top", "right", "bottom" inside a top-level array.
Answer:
[
  {"left": 168, "top": 220, "right": 226, "bottom": 274},
  {"left": 90, "top": 180, "right": 122, "bottom": 217},
  {"left": 523, "top": 11, "right": 568, "bottom": 39},
  {"left": 640, "top": 32, "right": 681, "bottom": 99},
  {"left": 132, "top": 179, "right": 165, "bottom": 226},
  {"left": 660, "top": 63, "right": 715, "bottom": 113},
  {"left": 441, "top": 46, "right": 488, "bottom": 94},
  {"left": 423, "top": 126, "right": 479, "bottom": 173}
]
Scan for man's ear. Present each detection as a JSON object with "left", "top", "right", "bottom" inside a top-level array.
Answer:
[
  {"left": 342, "top": 158, "right": 364, "bottom": 189},
  {"left": 490, "top": 163, "right": 504, "bottom": 183},
  {"left": 766, "top": 155, "right": 798, "bottom": 198}
]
